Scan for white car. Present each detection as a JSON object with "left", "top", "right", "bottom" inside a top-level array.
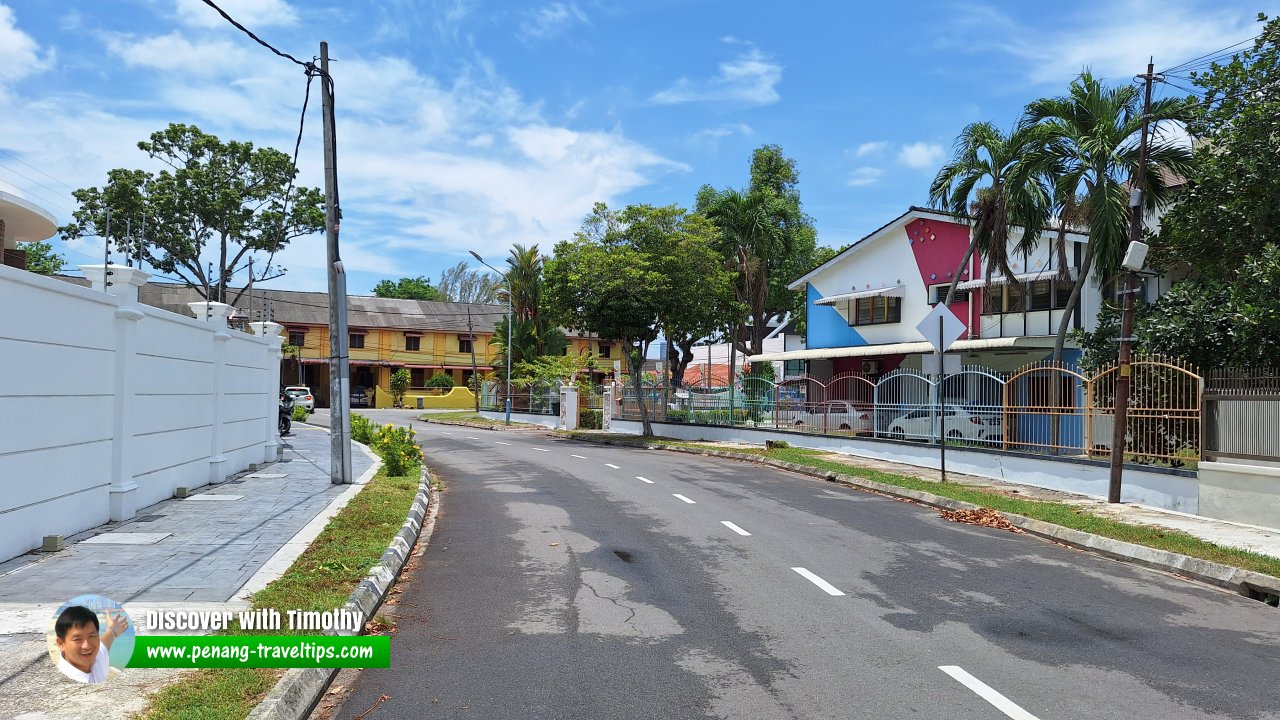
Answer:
[
  {"left": 284, "top": 386, "right": 314, "bottom": 412},
  {"left": 791, "top": 400, "right": 874, "bottom": 434},
  {"left": 885, "top": 406, "right": 988, "bottom": 442}
]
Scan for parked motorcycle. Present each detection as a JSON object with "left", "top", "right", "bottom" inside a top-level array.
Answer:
[{"left": 279, "top": 392, "right": 294, "bottom": 436}]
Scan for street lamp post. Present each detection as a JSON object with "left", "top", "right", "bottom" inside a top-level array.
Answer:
[{"left": 471, "top": 251, "right": 512, "bottom": 426}]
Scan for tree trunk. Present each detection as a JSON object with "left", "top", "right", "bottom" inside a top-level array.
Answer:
[
  {"left": 1048, "top": 243, "right": 1094, "bottom": 453},
  {"left": 943, "top": 240, "right": 978, "bottom": 305},
  {"left": 672, "top": 341, "right": 696, "bottom": 389},
  {"left": 629, "top": 344, "right": 653, "bottom": 436}
]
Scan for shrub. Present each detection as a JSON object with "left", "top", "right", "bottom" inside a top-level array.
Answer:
[
  {"left": 390, "top": 368, "right": 411, "bottom": 407},
  {"left": 765, "top": 439, "right": 789, "bottom": 450},
  {"left": 580, "top": 409, "right": 602, "bottom": 430},
  {"left": 374, "top": 424, "right": 423, "bottom": 476},
  {"left": 666, "top": 409, "right": 689, "bottom": 423},
  {"left": 427, "top": 373, "right": 455, "bottom": 389},
  {"left": 291, "top": 405, "right": 309, "bottom": 422},
  {"left": 350, "top": 413, "right": 376, "bottom": 445}
]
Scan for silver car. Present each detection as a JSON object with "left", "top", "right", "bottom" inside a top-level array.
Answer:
[{"left": 886, "top": 406, "right": 988, "bottom": 442}]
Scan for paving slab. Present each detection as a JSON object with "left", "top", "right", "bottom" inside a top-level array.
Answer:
[{"left": 0, "top": 426, "right": 378, "bottom": 720}]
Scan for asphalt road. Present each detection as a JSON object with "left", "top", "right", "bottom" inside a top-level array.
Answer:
[{"left": 324, "top": 412, "right": 1280, "bottom": 719}]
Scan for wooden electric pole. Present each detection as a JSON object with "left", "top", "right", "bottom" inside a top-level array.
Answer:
[
  {"left": 1108, "top": 58, "right": 1157, "bottom": 503},
  {"left": 321, "top": 41, "right": 353, "bottom": 485}
]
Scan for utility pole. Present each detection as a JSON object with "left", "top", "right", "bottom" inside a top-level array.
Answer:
[
  {"left": 321, "top": 41, "right": 352, "bottom": 485},
  {"left": 468, "top": 307, "right": 479, "bottom": 413},
  {"left": 1108, "top": 58, "right": 1157, "bottom": 503}
]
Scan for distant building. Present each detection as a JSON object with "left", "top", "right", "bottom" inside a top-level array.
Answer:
[{"left": 55, "top": 280, "right": 606, "bottom": 407}]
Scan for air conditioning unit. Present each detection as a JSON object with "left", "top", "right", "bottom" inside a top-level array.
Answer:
[{"left": 860, "top": 360, "right": 880, "bottom": 375}]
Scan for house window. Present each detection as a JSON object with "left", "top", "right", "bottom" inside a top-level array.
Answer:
[
  {"left": 458, "top": 334, "right": 473, "bottom": 353},
  {"left": 288, "top": 331, "right": 306, "bottom": 347},
  {"left": 599, "top": 343, "right": 612, "bottom": 358},
  {"left": 847, "top": 296, "right": 901, "bottom": 327},
  {"left": 929, "top": 284, "right": 969, "bottom": 305},
  {"left": 405, "top": 335, "right": 420, "bottom": 351},
  {"left": 984, "top": 281, "right": 1074, "bottom": 314},
  {"left": 349, "top": 334, "right": 365, "bottom": 349},
  {"left": 410, "top": 368, "right": 426, "bottom": 386}
]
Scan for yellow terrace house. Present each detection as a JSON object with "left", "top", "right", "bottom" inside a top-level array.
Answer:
[{"left": 67, "top": 281, "right": 606, "bottom": 409}]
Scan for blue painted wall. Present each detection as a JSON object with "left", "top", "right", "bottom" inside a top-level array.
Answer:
[{"left": 807, "top": 284, "right": 868, "bottom": 349}]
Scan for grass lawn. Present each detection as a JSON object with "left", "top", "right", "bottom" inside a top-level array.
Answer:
[
  {"left": 570, "top": 432, "right": 1280, "bottom": 581},
  {"left": 418, "top": 411, "right": 534, "bottom": 427},
  {"left": 133, "top": 465, "right": 422, "bottom": 720}
]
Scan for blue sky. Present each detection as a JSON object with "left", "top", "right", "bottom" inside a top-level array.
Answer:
[{"left": 0, "top": 0, "right": 1267, "bottom": 295}]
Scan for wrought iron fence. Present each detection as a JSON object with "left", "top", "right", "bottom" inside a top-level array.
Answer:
[
  {"left": 616, "top": 356, "right": 1205, "bottom": 464},
  {"left": 1202, "top": 368, "right": 1280, "bottom": 465}
]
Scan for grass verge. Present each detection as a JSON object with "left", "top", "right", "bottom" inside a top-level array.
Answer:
[
  {"left": 132, "top": 464, "right": 422, "bottom": 720},
  {"left": 417, "top": 411, "right": 533, "bottom": 427},
  {"left": 569, "top": 432, "right": 1280, "bottom": 580}
]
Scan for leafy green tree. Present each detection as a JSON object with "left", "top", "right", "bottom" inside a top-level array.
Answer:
[
  {"left": 929, "top": 121, "right": 1055, "bottom": 303},
  {"left": 697, "top": 145, "right": 819, "bottom": 364},
  {"left": 60, "top": 124, "right": 324, "bottom": 303},
  {"left": 18, "top": 240, "right": 66, "bottom": 275},
  {"left": 1153, "top": 14, "right": 1280, "bottom": 279},
  {"left": 1075, "top": 246, "right": 1280, "bottom": 371},
  {"left": 546, "top": 202, "right": 723, "bottom": 435},
  {"left": 426, "top": 373, "right": 455, "bottom": 388},
  {"left": 372, "top": 276, "right": 442, "bottom": 300},
  {"left": 1023, "top": 71, "right": 1195, "bottom": 362},
  {"left": 438, "top": 260, "right": 500, "bottom": 303}
]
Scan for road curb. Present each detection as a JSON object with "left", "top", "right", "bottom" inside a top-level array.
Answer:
[
  {"left": 416, "top": 417, "right": 502, "bottom": 431},
  {"left": 566, "top": 434, "right": 1280, "bottom": 602},
  {"left": 245, "top": 463, "right": 438, "bottom": 720}
]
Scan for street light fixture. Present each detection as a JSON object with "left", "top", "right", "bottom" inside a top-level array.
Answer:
[{"left": 470, "top": 250, "right": 512, "bottom": 426}]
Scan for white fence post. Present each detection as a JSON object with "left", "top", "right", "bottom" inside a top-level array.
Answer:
[
  {"left": 602, "top": 388, "right": 613, "bottom": 431},
  {"left": 560, "top": 384, "right": 579, "bottom": 430},
  {"left": 189, "top": 301, "right": 235, "bottom": 484},
  {"left": 81, "top": 264, "right": 150, "bottom": 521},
  {"left": 251, "top": 322, "right": 284, "bottom": 462}
]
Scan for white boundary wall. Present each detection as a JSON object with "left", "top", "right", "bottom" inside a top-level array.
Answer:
[
  {"left": 607, "top": 419, "right": 1199, "bottom": 513},
  {"left": 0, "top": 264, "right": 283, "bottom": 561}
]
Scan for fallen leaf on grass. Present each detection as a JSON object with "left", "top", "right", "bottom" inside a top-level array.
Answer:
[{"left": 938, "top": 507, "right": 1025, "bottom": 534}]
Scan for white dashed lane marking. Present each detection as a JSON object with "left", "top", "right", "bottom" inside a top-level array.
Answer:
[
  {"left": 938, "top": 666, "right": 1041, "bottom": 720},
  {"left": 721, "top": 521, "right": 751, "bottom": 536},
  {"left": 791, "top": 567, "right": 844, "bottom": 596},
  {"left": 495, "top": 441, "right": 511, "bottom": 446},
  {"left": 605, "top": 463, "right": 620, "bottom": 469},
  {"left": 673, "top": 494, "right": 696, "bottom": 504},
  {"left": 571, "top": 454, "right": 587, "bottom": 459},
  {"left": 636, "top": 476, "right": 654, "bottom": 484}
]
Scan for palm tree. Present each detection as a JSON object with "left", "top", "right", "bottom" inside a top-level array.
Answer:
[
  {"left": 929, "top": 121, "right": 1055, "bottom": 305},
  {"left": 1023, "top": 70, "right": 1196, "bottom": 363},
  {"left": 700, "top": 188, "right": 781, "bottom": 359}
]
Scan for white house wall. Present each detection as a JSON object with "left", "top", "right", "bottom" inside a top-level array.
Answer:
[{"left": 0, "top": 265, "right": 283, "bottom": 562}]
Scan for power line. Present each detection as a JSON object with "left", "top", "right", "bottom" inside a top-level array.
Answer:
[
  {"left": 0, "top": 148, "right": 80, "bottom": 193},
  {"left": 1161, "top": 33, "right": 1262, "bottom": 74},
  {"left": 197, "top": 0, "right": 310, "bottom": 67}
]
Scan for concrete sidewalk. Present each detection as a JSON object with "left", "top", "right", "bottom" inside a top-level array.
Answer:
[{"left": 0, "top": 426, "right": 376, "bottom": 720}]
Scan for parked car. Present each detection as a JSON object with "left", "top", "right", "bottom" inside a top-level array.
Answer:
[
  {"left": 791, "top": 400, "right": 874, "bottom": 434},
  {"left": 350, "top": 386, "right": 371, "bottom": 409},
  {"left": 284, "top": 386, "right": 314, "bottom": 412},
  {"left": 885, "top": 406, "right": 988, "bottom": 442}
]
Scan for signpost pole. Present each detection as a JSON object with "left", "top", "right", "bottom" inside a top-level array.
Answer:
[{"left": 938, "top": 315, "right": 946, "bottom": 482}]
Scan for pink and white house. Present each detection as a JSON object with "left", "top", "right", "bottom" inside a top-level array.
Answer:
[{"left": 751, "top": 206, "right": 1098, "bottom": 378}]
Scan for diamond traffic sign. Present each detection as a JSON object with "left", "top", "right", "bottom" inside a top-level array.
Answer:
[{"left": 916, "top": 303, "right": 966, "bottom": 353}]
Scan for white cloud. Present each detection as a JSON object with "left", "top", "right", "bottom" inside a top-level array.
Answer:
[
  {"left": 106, "top": 32, "right": 256, "bottom": 76},
  {"left": 173, "top": 0, "right": 298, "bottom": 29},
  {"left": 943, "top": 1, "right": 1260, "bottom": 85},
  {"left": 690, "top": 123, "right": 753, "bottom": 146},
  {"left": 846, "top": 167, "right": 883, "bottom": 187},
  {"left": 650, "top": 46, "right": 782, "bottom": 106},
  {"left": 518, "top": 3, "right": 588, "bottom": 42},
  {"left": 854, "top": 141, "right": 889, "bottom": 157},
  {"left": 0, "top": 5, "right": 54, "bottom": 92},
  {"left": 898, "top": 142, "right": 944, "bottom": 169}
]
